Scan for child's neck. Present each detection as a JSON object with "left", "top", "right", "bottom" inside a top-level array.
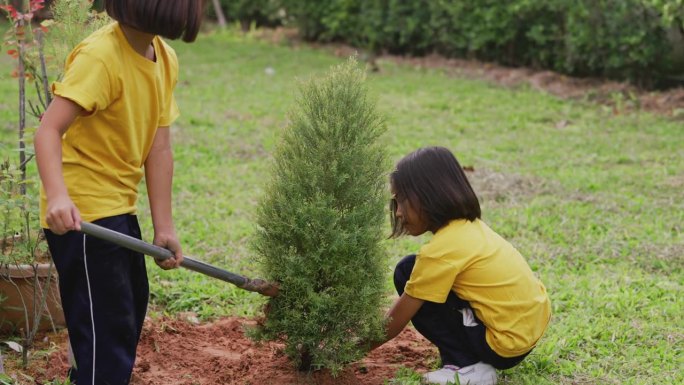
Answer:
[{"left": 120, "top": 24, "right": 155, "bottom": 61}]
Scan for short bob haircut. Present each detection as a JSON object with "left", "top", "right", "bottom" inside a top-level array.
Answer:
[
  {"left": 105, "top": 0, "right": 205, "bottom": 42},
  {"left": 390, "top": 146, "right": 481, "bottom": 237}
]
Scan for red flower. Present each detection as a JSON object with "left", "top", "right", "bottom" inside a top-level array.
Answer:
[
  {"left": 0, "top": 5, "right": 19, "bottom": 21},
  {"left": 30, "top": 0, "right": 45, "bottom": 12}
]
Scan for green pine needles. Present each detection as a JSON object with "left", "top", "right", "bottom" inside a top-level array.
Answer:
[{"left": 252, "top": 58, "right": 389, "bottom": 374}]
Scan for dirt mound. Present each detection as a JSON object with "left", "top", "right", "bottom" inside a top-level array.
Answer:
[{"left": 34, "top": 316, "right": 436, "bottom": 385}]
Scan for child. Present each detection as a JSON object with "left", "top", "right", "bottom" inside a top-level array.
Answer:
[
  {"left": 33, "top": 1, "right": 204, "bottom": 383},
  {"left": 370, "top": 147, "right": 551, "bottom": 385}
]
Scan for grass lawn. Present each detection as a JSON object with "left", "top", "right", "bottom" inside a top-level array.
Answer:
[{"left": 0, "top": 27, "right": 682, "bottom": 384}]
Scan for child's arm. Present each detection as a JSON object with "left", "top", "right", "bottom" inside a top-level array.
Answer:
[
  {"left": 144, "top": 126, "right": 183, "bottom": 270},
  {"left": 34, "top": 96, "right": 84, "bottom": 234},
  {"left": 370, "top": 292, "right": 424, "bottom": 350}
]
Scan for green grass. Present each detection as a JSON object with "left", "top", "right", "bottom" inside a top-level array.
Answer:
[{"left": 0, "top": 27, "right": 682, "bottom": 384}]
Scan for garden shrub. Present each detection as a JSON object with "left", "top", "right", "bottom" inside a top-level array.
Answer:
[
  {"left": 278, "top": 0, "right": 338, "bottom": 40},
  {"left": 251, "top": 58, "right": 388, "bottom": 373},
  {"left": 371, "top": 0, "right": 434, "bottom": 55},
  {"left": 274, "top": 0, "right": 684, "bottom": 86},
  {"left": 562, "top": 0, "right": 671, "bottom": 84},
  {"left": 211, "top": 0, "right": 283, "bottom": 30},
  {"left": 317, "top": 0, "right": 363, "bottom": 43}
]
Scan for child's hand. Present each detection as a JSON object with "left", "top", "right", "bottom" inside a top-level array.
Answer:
[
  {"left": 152, "top": 233, "right": 184, "bottom": 270},
  {"left": 45, "top": 194, "right": 82, "bottom": 235}
]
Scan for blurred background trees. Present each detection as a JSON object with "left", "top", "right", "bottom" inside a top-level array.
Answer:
[
  {"left": 8, "top": 0, "right": 680, "bottom": 87},
  {"left": 212, "top": 0, "right": 684, "bottom": 88}
]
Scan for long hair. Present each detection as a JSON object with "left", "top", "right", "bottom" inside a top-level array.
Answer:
[
  {"left": 390, "top": 146, "right": 481, "bottom": 237},
  {"left": 105, "top": 0, "right": 205, "bottom": 42}
]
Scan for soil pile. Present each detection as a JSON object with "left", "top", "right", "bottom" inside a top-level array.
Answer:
[{"left": 37, "top": 317, "right": 437, "bottom": 385}]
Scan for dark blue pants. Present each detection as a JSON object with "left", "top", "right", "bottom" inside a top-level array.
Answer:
[
  {"left": 394, "top": 254, "right": 530, "bottom": 370},
  {"left": 45, "top": 215, "right": 149, "bottom": 385}
]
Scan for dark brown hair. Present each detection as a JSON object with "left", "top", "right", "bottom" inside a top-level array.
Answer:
[
  {"left": 105, "top": 0, "right": 205, "bottom": 42},
  {"left": 390, "top": 146, "right": 481, "bottom": 237}
]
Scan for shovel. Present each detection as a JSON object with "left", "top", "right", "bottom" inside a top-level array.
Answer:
[{"left": 79, "top": 221, "right": 279, "bottom": 297}]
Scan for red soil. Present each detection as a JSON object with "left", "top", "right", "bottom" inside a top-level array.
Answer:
[{"left": 31, "top": 316, "right": 437, "bottom": 385}]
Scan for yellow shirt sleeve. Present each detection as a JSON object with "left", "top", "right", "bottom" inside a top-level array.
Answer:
[
  {"left": 159, "top": 94, "right": 179, "bottom": 127},
  {"left": 53, "top": 51, "right": 114, "bottom": 113},
  {"left": 405, "top": 256, "right": 456, "bottom": 303}
]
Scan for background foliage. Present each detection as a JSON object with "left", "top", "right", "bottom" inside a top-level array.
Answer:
[
  {"left": 210, "top": 0, "right": 282, "bottom": 30},
  {"left": 230, "top": 0, "right": 684, "bottom": 86}
]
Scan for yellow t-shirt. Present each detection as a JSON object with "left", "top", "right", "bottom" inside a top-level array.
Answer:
[
  {"left": 40, "top": 22, "right": 180, "bottom": 227},
  {"left": 404, "top": 219, "right": 551, "bottom": 357}
]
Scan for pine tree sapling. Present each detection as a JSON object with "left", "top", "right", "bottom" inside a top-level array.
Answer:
[{"left": 252, "top": 58, "right": 389, "bottom": 374}]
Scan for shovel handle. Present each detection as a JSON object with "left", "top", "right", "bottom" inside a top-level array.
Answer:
[{"left": 79, "top": 222, "right": 278, "bottom": 296}]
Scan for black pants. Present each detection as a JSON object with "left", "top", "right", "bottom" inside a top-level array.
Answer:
[
  {"left": 394, "top": 254, "right": 530, "bottom": 370},
  {"left": 45, "top": 214, "right": 149, "bottom": 385}
]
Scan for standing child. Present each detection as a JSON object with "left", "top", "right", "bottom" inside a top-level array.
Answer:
[
  {"left": 369, "top": 147, "right": 551, "bottom": 385},
  {"left": 34, "top": 1, "right": 204, "bottom": 383}
]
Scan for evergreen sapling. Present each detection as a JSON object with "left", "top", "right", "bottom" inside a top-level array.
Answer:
[{"left": 252, "top": 58, "right": 389, "bottom": 374}]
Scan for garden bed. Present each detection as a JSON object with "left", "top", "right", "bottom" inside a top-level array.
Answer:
[{"left": 9, "top": 316, "right": 436, "bottom": 384}]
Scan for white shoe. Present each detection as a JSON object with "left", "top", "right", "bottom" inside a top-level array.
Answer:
[{"left": 423, "top": 362, "right": 497, "bottom": 385}]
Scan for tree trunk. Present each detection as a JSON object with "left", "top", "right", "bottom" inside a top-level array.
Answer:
[
  {"left": 298, "top": 349, "right": 312, "bottom": 372},
  {"left": 212, "top": 0, "right": 227, "bottom": 28}
]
